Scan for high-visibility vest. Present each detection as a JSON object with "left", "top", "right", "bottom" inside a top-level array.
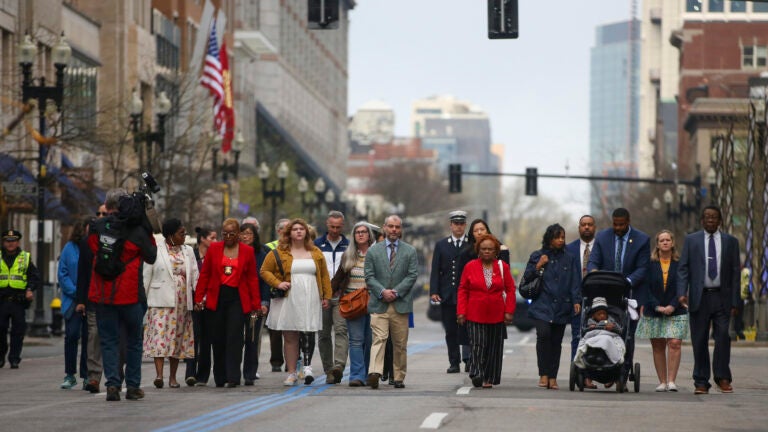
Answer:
[{"left": 0, "top": 251, "right": 30, "bottom": 289}]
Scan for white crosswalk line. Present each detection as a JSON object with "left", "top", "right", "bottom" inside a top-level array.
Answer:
[
  {"left": 420, "top": 413, "right": 449, "bottom": 429},
  {"left": 456, "top": 386, "right": 471, "bottom": 395}
]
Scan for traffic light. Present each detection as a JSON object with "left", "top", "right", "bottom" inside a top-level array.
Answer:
[
  {"left": 525, "top": 167, "right": 537, "bottom": 196},
  {"left": 308, "top": 0, "right": 339, "bottom": 29},
  {"left": 487, "top": 0, "right": 519, "bottom": 39},
  {"left": 449, "top": 164, "right": 462, "bottom": 193}
]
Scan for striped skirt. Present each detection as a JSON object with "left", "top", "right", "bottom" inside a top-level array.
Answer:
[
  {"left": 466, "top": 321, "right": 506, "bottom": 385},
  {"left": 635, "top": 314, "right": 690, "bottom": 340}
]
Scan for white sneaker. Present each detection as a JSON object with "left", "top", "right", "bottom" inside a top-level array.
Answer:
[
  {"left": 303, "top": 366, "right": 314, "bottom": 385},
  {"left": 666, "top": 382, "right": 678, "bottom": 392},
  {"left": 655, "top": 383, "right": 667, "bottom": 392},
  {"left": 254, "top": 372, "right": 260, "bottom": 380},
  {"left": 283, "top": 373, "right": 298, "bottom": 386}
]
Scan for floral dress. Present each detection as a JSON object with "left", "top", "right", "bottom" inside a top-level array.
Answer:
[{"left": 143, "top": 245, "right": 195, "bottom": 358}]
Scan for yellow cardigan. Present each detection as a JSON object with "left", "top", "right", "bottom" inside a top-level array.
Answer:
[{"left": 260, "top": 245, "right": 332, "bottom": 300}]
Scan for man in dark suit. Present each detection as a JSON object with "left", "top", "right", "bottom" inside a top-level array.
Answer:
[
  {"left": 365, "top": 215, "right": 419, "bottom": 389},
  {"left": 587, "top": 208, "right": 650, "bottom": 380},
  {"left": 677, "top": 205, "right": 740, "bottom": 395},
  {"left": 565, "top": 215, "right": 596, "bottom": 388},
  {"left": 430, "top": 210, "right": 471, "bottom": 373}
]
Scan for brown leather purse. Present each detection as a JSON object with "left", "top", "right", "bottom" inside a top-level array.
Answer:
[{"left": 339, "top": 287, "right": 369, "bottom": 320}]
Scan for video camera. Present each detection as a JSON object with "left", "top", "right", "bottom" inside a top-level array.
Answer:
[{"left": 117, "top": 172, "right": 162, "bottom": 234}]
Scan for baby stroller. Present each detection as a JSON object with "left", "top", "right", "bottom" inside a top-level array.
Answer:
[{"left": 569, "top": 271, "right": 640, "bottom": 393}]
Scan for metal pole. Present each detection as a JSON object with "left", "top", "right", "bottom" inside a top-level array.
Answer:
[{"left": 32, "top": 97, "right": 47, "bottom": 336}]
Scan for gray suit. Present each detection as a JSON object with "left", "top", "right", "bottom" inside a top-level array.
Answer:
[
  {"left": 677, "top": 229, "right": 740, "bottom": 389},
  {"left": 364, "top": 240, "right": 418, "bottom": 383}
]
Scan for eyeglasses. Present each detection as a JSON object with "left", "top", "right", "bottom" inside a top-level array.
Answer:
[
  {"left": 354, "top": 230, "right": 369, "bottom": 236},
  {"left": 222, "top": 231, "right": 238, "bottom": 238},
  {"left": 96, "top": 212, "right": 107, "bottom": 216}
]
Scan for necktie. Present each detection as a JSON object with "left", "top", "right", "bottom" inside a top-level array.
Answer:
[
  {"left": 456, "top": 240, "right": 461, "bottom": 249},
  {"left": 583, "top": 244, "right": 590, "bottom": 278},
  {"left": 615, "top": 236, "right": 624, "bottom": 272},
  {"left": 708, "top": 234, "right": 717, "bottom": 280},
  {"left": 389, "top": 243, "right": 397, "bottom": 269}
]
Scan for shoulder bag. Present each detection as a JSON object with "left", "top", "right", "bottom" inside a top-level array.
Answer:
[
  {"left": 339, "top": 271, "right": 369, "bottom": 320},
  {"left": 519, "top": 267, "right": 544, "bottom": 300},
  {"left": 269, "top": 249, "right": 288, "bottom": 298}
]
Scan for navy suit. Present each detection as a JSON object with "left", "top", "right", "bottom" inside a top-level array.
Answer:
[
  {"left": 587, "top": 226, "right": 650, "bottom": 376},
  {"left": 565, "top": 239, "right": 589, "bottom": 360},
  {"left": 677, "top": 230, "right": 740, "bottom": 389},
  {"left": 430, "top": 235, "right": 470, "bottom": 368}
]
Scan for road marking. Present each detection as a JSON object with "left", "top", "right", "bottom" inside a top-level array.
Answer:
[
  {"left": 456, "top": 386, "right": 471, "bottom": 395},
  {"left": 420, "top": 413, "right": 448, "bottom": 429},
  {"left": 518, "top": 336, "right": 530, "bottom": 345},
  {"left": 505, "top": 349, "right": 514, "bottom": 353}
]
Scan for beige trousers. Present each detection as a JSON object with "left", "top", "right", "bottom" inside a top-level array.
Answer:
[{"left": 369, "top": 303, "right": 410, "bottom": 382}]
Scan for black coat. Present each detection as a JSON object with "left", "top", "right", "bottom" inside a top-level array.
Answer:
[{"left": 429, "top": 235, "right": 469, "bottom": 305}]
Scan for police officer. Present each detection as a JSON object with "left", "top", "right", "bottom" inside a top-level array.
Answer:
[
  {"left": 430, "top": 211, "right": 471, "bottom": 373},
  {"left": 0, "top": 229, "right": 41, "bottom": 368}
]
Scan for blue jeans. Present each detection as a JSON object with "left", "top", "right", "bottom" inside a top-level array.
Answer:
[
  {"left": 96, "top": 303, "right": 144, "bottom": 389},
  {"left": 64, "top": 306, "right": 88, "bottom": 378},
  {"left": 346, "top": 313, "right": 371, "bottom": 382}
]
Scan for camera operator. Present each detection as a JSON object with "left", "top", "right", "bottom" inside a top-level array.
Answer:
[{"left": 88, "top": 188, "right": 157, "bottom": 401}]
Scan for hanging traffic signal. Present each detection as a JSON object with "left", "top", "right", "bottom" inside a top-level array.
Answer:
[
  {"left": 487, "top": 0, "right": 519, "bottom": 39},
  {"left": 449, "top": 164, "right": 462, "bottom": 193},
  {"left": 308, "top": 0, "right": 339, "bottom": 29},
  {"left": 525, "top": 167, "right": 537, "bottom": 196}
]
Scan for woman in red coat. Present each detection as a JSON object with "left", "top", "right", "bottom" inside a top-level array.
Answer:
[
  {"left": 194, "top": 218, "right": 265, "bottom": 387},
  {"left": 457, "top": 234, "right": 516, "bottom": 388}
]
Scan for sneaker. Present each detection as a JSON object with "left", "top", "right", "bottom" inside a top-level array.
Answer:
[
  {"left": 667, "top": 382, "right": 678, "bottom": 392},
  {"left": 106, "top": 386, "right": 121, "bottom": 401},
  {"left": 254, "top": 372, "right": 260, "bottom": 379},
  {"left": 185, "top": 376, "right": 197, "bottom": 387},
  {"left": 126, "top": 387, "right": 145, "bottom": 400},
  {"left": 655, "top": 383, "right": 667, "bottom": 392},
  {"left": 60, "top": 375, "right": 77, "bottom": 389},
  {"left": 303, "top": 366, "right": 314, "bottom": 385},
  {"left": 283, "top": 372, "right": 298, "bottom": 386}
]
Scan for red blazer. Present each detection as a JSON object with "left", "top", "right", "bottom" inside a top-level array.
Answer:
[
  {"left": 457, "top": 259, "right": 516, "bottom": 324},
  {"left": 194, "top": 241, "right": 260, "bottom": 313}
]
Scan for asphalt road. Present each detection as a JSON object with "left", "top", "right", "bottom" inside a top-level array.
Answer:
[{"left": 3, "top": 298, "right": 768, "bottom": 432}]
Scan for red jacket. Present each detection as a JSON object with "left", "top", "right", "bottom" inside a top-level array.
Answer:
[
  {"left": 195, "top": 241, "right": 260, "bottom": 313},
  {"left": 457, "top": 259, "right": 516, "bottom": 324},
  {"left": 87, "top": 226, "right": 157, "bottom": 305}
]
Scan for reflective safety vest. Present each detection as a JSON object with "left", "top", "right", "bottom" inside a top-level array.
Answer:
[{"left": 0, "top": 251, "right": 30, "bottom": 289}]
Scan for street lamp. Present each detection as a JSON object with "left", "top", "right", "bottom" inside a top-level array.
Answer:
[
  {"left": 259, "top": 161, "right": 289, "bottom": 239},
  {"left": 706, "top": 166, "right": 717, "bottom": 204},
  {"left": 129, "top": 89, "right": 171, "bottom": 173},
  {"left": 212, "top": 131, "right": 245, "bottom": 220},
  {"left": 19, "top": 33, "right": 71, "bottom": 336}
]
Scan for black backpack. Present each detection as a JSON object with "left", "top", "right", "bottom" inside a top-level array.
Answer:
[{"left": 92, "top": 216, "right": 128, "bottom": 281}]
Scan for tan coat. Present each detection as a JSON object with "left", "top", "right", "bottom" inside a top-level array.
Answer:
[{"left": 260, "top": 245, "right": 332, "bottom": 300}]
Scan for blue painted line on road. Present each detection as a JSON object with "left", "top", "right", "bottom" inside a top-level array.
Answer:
[{"left": 153, "top": 340, "right": 442, "bottom": 432}]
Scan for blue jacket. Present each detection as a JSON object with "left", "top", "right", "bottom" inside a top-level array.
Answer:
[
  {"left": 57, "top": 240, "right": 80, "bottom": 315},
  {"left": 524, "top": 248, "right": 581, "bottom": 324},
  {"left": 644, "top": 260, "right": 685, "bottom": 317},
  {"left": 587, "top": 226, "right": 650, "bottom": 304},
  {"left": 314, "top": 233, "right": 349, "bottom": 280}
]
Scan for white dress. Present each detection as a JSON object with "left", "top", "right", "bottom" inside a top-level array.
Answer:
[{"left": 266, "top": 259, "right": 323, "bottom": 331}]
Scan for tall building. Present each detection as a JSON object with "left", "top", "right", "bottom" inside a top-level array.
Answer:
[
  {"left": 588, "top": 19, "right": 641, "bottom": 216},
  {"left": 348, "top": 100, "right": 395, "bottom": 145}
]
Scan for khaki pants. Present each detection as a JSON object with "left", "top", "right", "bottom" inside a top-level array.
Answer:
[
  {"left": 318, "top": 298, "right": 348, "bottom": 372},
  {"left": 86, "top": 310, "right": 102, "bottom": 383},
  {"left": 369, "top": 303, "right": 409, "bottom": 382}
]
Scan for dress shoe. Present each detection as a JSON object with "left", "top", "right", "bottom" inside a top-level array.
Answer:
[
  {"left": 694, "top": 386, "right": 709, "bottom": 395},
  {"left": 716, "top": 380, "right": 733, "bottom": 393},
  {"left": 154, "top": 378, "right": 164, "bottom": 388},
  {"left": 388, "top": 378, "right": 395, "bottom": 385},
  {"left": 126, "top": 388, "right": 145, "bottom": 400},
  {"left": 393, "top": 381, "right": 405, "bottom": 388},
  {"left": 271, "top": 365, "right": 282, "bottom": 372},
  {"left": 9, "top": 362, "right": 19, "bottom": 369},
  {"left": 330, "top": 367, "right": 343, "bottom": 384},
  {"left": 325, "top": 372, "right": 336, "bottom": 384},
  {"left": 185, "top": 376, "right": 197, "bottom": 386},
  {"left": 85, "top": 380, "right": 100, "bottom": 394},
  {"left": 381, "top": 372, "right": 389, "bottom": 381},
  {"left": 224, "top": 382, "right": 238, "bottom": 388},
  {"left": 446, "top": 365, "right": 460, "bottom": 374},
  {"left": 244, "top": 380, "right": 254, "bottom": 386},
  {"left": 471, "top": 376, "right": 483, "bottom": 388},
  {"left": 106, "top": 386, "right": 121, "bottom": 401},
  {"left": 464, "top": 362, "right": 470, "bottom": 373},
  {"left": 349, "top": 379, "right": 364, "bottom": 387},
  {"left": 366, "top": 373, "right": 381, "bottom": 389}
]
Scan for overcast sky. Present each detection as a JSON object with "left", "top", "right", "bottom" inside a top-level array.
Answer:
[{"left": 348, "top": 0, "right": 632, "bottom": 217}]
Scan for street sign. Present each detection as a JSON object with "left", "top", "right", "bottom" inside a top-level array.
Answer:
[{"left": 2, "top": 178, "right": 37, "bottom": 196}]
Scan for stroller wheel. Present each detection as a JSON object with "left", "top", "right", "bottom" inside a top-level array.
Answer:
[
  {"left": 633, "top": 363, "right": 641, "bottom": 393},
  {"left": 569, "top": 363, "right": 576, "bottom": 392}
]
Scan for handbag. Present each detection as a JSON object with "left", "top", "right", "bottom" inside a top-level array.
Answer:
[
  {"left": 269, "top": 249, "right": 288, "bottom": 298},
  {"left": 339, "top": 288, "right": 369, "bottom": 320},
  {"left": 519, "top": 268, "right": 544, "bottom": 300}
]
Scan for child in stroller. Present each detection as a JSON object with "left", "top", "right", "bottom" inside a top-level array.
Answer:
[{"left": 573, "top": 297, "right": 627, "bottom": 385}]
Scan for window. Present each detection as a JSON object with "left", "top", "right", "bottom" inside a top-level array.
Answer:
[
  {"left": 743, "top": 46, "right": 767, "bottom": 68},
  {"left": 686, "top": 0, "right": 702, "bottom": 12},
  {"left": 754, "top": 2, "right": 768, "bottom": 13},
  {"left": 731, "top": 1, "right": 746, "bottom": 12},
  {"left": 64, "top": 55, "right": 99, "bottom": 136},
  {"left": 709, "top": 0, "right": 724, "bottom": 12}
]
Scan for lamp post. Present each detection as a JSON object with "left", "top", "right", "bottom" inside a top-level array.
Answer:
[
  {"left": 298, "top": 177, "right": 328, "bottom": 227},
  {"left": 706, "top": 166, "right": 717, "bottom": 204},
  {"left": 129, "top": 90, "right": 171, "bottom": 173},
  {"left": 19, "top": 33, "right": 71, "bottom": 336},
  {"left": 212, "top": 131, "right": 244, "bottom": 220},
  {"left": 259, "top": 161, "right": 289, "bottom": 239}
]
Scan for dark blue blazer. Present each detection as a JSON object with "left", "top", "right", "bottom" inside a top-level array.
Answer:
[
  {"left": 644, "top": 260, "right": 685, "bottom": 317},
  {"left": 565, "top": 239, "right": 585, "bottom": 279},
  {"left": 676, "top": 230, "right": 740, "bottom": 313},
  {"left": 586, "top": 226, "right": 650, "bottom": 304},
  {"left": 429, "top": 235, "right": 469, "bottom": 305}
]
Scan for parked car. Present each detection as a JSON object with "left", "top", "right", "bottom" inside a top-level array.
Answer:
[{"left": 512, "top": 289, "right": 534, "bottom": 332}]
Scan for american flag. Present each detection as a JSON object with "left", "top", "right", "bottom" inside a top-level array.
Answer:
[{"left": 200, "top": 19, "right": 225, "bottom": 136}]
